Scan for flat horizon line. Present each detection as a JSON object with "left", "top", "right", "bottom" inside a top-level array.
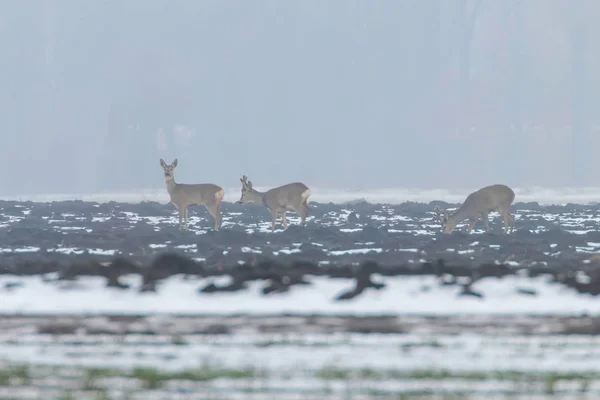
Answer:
[{"left": 1, "top": 185, "right": 600, "bottom": 206}]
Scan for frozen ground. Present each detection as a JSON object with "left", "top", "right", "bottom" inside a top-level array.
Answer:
[
  {"left": 1, "top": 273, "right": 600, "bottom": 316},
  {"left": 1, "top": 193, "right": 600, "bottom": 316},
  {"left": 0, "top": 188, "right": 599, "bottom": 399},
  {"left": 0, "top": 329, "right": 599, "bottom": 399}
]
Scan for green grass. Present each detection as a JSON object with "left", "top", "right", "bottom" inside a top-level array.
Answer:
[
  {"left": 0, "top": 361, "right": 265, "bottom": 395},
  {"left": 170, "top": 334, "right": 188, "bottom": 346},
  {"left": 83, "top": 368, "right": 117, "bottom": 390},
  {"left": 0, "top": 365, "right": 30, "bottom": 386},
  {"left": 314, "top": 365, "right": 599, "bottom": 390},
  {"left": 130, "top": 365, "right": 264, "bottom": 389},
  {"left": 400, "top": 339, "right": 444, "bottom": 351},
  {"left": 0, "top": 361, "right": 598, "bottom": 399},
  {"left": 131, "top": 368, "right": 163, "bottom": 389},
  {"left": 254, "top": 339, "right": 334, "bottom": 348}
]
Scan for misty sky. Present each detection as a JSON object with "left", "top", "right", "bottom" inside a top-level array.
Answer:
[{"left": 1, "top": 0, "right": 598, "bottom": 196}]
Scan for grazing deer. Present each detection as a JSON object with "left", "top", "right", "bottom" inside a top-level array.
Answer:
[
  {"left": 236, "top": 175, "right": 311, "bottom": 232},
  {"left": 433, "top": 184, "right": 516, "bottom": 234},
  {"left": 159, "top": 158, "right": 224, "bottom": 231}
]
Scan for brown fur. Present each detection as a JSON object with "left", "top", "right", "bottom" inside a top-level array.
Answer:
[
  {"left": 434, "top": 184, "right": 516, "bottom": 234},
  {"left": 237, "top": 175, "right": 311, "bottom": 232},
  {"left": 159, "top": 158, "right": 224, "bottom": 231}
]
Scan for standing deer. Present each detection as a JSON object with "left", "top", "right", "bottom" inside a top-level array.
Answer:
[
  {"left": 236, "top": 175, "right": 311, "bottom": 232},
  {"left": 433, "top": 184, "right": 516, "bottom": 234},
  {"left": 159, "top": 158, "right": 224, "bottom": 231}
]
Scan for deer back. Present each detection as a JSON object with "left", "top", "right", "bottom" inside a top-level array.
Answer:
[
  {"left": 171, "top": 183, "right": 224, "bottom": 207},
  {"left": 460, "top": 184, "right": 515, "bottom": 216},
  {"left": 263, "top": 182, "right": 310, "bottom": 210}
]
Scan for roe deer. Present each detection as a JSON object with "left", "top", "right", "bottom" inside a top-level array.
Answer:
[
  {"left": 159, "top": 158, "right": 224, "bottom": 231},
  {"left": 433, "top": 184, "right": 515, "bottom": 234},
  {"left": 236, "top": 175, "right": 311, "bottom": 232}
]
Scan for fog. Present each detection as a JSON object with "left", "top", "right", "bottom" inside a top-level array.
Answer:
[{"left": 1, "top": 0, "right": 598, "bottom": 196}]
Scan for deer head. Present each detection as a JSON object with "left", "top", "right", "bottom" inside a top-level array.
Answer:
[
  {"left": 434, "top": 206, "right": 454, "bottom": 233},
  {"left": 160, "top": 158, "right": 178, "bottom": 180},
  {"left": 237, "top": 175, "right": 255, "bottom": 204}
]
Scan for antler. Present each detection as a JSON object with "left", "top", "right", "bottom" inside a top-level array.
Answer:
[
  {"left": 240, "top": 175, "right": 248, "bottom": 184},
  {"left": 433, "top": 206, "right": 444, "bottom": 224}
]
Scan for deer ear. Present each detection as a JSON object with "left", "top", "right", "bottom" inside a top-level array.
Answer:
[
  {"left": 160, "top": 158, "right": 166, "bottom": 167},
  {"left": 172, "top": 159, "right": 178, "bottom": 167},
  {"left": 248, "top": 181, "right": 253, "bottom": 190}
]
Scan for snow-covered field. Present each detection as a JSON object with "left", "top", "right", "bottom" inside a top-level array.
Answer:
[
  {"left": 0, "top": 186, "right": 600, "bottom": 317},
  {"left": 1, "top": 273, "right": 600, "bottom": 316},
  {"left": 0, "top": 187, "right": 599, "bottom": 399},
  {"left": 0, "top": 330, "right": 600, "bottom": 399}
]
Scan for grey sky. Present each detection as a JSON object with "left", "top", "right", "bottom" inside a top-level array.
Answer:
[{"left": 1, "top": 0, "right": 597, "bottom": 196}]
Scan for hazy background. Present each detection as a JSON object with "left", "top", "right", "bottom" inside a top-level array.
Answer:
[{"left": 1, "top": 0, "right": 598, "bottom": 196}]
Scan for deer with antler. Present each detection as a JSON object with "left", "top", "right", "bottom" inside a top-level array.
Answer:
[
  {"left": 159, "top": 158, "right": 224, "bottom": 231},
  {"left": 433, "top": 184, "right": 516, "bottom": 234},
  {"left": 237, "top": 175, "right": 311, "bottom": 232}
]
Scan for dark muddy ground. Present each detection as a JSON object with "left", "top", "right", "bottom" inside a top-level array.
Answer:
[
  {"left": 1, "top": 199, "right": 600, "bottom": 300},
  {"left": 4, "top": 313, "right": 600, "bottom": 336}
]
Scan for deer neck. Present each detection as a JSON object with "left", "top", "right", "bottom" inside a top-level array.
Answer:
[
  {"left": 164, "top": 176, "right": 177, "bottom": 195},
  {"left": 249, "top": 189, "right": 267, "bottom": 206},
  {"left": 449, "top": 204, "right": 470, "bottom": 223}
]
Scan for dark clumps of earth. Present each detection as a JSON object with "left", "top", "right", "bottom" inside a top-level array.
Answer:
[{"left": 1, "top": 198, "right": 600, "bottom": 300}]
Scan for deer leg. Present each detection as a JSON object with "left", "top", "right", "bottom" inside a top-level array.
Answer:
[
  {"left": 297, "top": 203, "right": 308, "bottom": 226},
  {"left": 466, "top": 217, "right": 477, "bottom": 233},
  {"left": 173, "top": 203, "right": 182, "bottom": 229},
  {"left": 215, "top": 202, "right": 222, "bottom": 230},
  {"left": 503, "top": 211, "right": 515, "bottom": 234},
  {"left": 281, "top": 211, "right": 289, "bottom": 229},
  {"left": 497, "top": 207, "right": 512, "bottom": 234},
  {"left": 301, "top": 201, "right": 309, "bottom": 225},
  {"left": 206, "top": 204, "right": 220, "bottom": 231},
  {"left": 204, "top": 205, "right": 213, "bottom": 230},
  {"left": 482, "top": 212, "right": 490, "bottom": 232},
  {"left": 184, "top": 206, "right": 189, "bottom": 230},
  {"left": 271, "top": 210, "right": 278, "bottom": 232}
]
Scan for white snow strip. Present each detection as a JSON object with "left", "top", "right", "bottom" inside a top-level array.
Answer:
[{"left": 0, "top": 274, "right": 597, "bottom": 316}]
